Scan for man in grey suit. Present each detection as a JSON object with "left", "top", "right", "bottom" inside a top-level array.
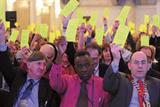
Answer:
[{"left": 103, "top": 44, "right": 160, "bottom": 107}]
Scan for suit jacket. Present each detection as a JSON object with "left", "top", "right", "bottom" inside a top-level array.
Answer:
[
  {"left": 103, "top": 66, "right": 160, "bottom": 107},
  {"left": 99, "top": 63, "right": 109, "bottom": 78},
  {"left": 0, "top": 49, "right": 60, "bottom": 107}
]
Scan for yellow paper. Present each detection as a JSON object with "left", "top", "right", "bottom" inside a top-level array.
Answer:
[
  {"left": 61, "top": 0, "right": 79, "bottom": 17},
  {"left": 95, "top": 27, "right": 104, "bottom": 46},
  {"left": 26, "top": 23, "right": 35, "bottom": 32},
  {"left": 144, "top": 15, "right": 150, "bottom": 25},
  {"left": 35, "top": 23, "right": 48, "bottom": 38},
  {"left": 141, "top": 35, "right": 149, "bottom": 46},
  {"left": 76, "top": 9, "right": 83, "bottom": 24},
  {"left": 55, "top": 30, "right": 61, "bottom": 38},
  {"left": 20, "top": 30, "right": 30, "bottom": 48},
  {"left": 66, "top": 19, "right": 79, "bottom": 42},
  {"left": 116, "top": 6, "right": 131, "bottom": 25},
  {"left": 9, "top": 29, "right": 19, "bottom": 42},
  {"left": 113, "top": 25, "right": 129, "bottom": 48},
  {"left": 15, "top": 22, "right": 20, "bottom": 27},
  {"left": 103, "top": 8, "right": 109, "bottom": 18},
  {"left": 128, "top": 21, "right": 135, "bottom": 34},
  {"left": 139, "top": 24, "right": 147, "bottom": 33},
  {"left": 4, "top": 21, "right": 10, "bottom": 30},
  {"left": 153, "top": 15, "right": 160, "bottom": 28},
  {"left": 0, "top": 0, "right": 5, "bottom": 21},
  {"left": 49, "top": 31, "right": 56, "bottom": 43},
  {"left": 89, "top": 11, "right": 98, "bottom": 27}
]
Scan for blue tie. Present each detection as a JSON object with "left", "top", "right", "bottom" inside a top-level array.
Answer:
[{"left": 20, "top": 79, "right": 34, "bottom": 100}]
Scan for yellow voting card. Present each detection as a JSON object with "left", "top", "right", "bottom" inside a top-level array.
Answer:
[
  {"left": 89, "top": 11, "right": 98, "bottom": 27},
  {"left": 76, "top": 9, "right": 83, "bottom": 24},
  {"left": 66, "top": 19, "right": 79, "bottom": 42},
  {"left": 144, "top": 15, "right": 149, "bottom": 25},
  {"left": 61, "top": 0, "right": 79, "bottom": 17},
  {"left": 95, "top": 27, "right": 104, "bottom": 46},
  {"left": 26, "top": 23, "right": 35, "bottom": 32},
  {"left": 0, "top": 0, "right": 5, "bottom": 21},
  {"left": 20, "top": 30, "right": 30, "bottom": 48},
  {"left": 116, "top": 6, "right": 131, "bottom": 25},
  {"left": 153, "top": 15, "right": 160, "bottom": 28},
  {"left": 141, "top": 35, "right": 149, "bottom": 47},
  {"left": 35, "top": 23, "right": 48, "bottom": 38},
  {"left": 49, "top": 31, "right": 56, "bottom": 43},
  {"left": 4, "top": 21, "right": 10, "bottom": 30},
  {"left": 113, "top": 25, "right": 129, "bottom": 48},
  {"left": 103, "top": 8, "right": 109, "bottom": 18},
  {"left": 9, "top": 29, "right": 19, "bottom": 42},
  {"left": 138, "top": 24, "right": 147, "bottom": 33}
]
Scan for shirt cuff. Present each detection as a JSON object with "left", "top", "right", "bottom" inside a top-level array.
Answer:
[
  {"left": 0, "top": 44, "right": 7, "bottom": 52},
  {"left": 111, "top": 62, "right": 119, "bottom": 73}
]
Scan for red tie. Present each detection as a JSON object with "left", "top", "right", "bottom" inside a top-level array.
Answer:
[{"left": 137, "top": 80, "right": 144, "bottom": 107}]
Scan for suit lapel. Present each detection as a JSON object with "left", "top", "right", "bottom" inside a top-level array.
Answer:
[
  {"left": 38, "top": 78, "right": 48, "bottom": 106},
  {"left": 11, "top": 72, "right": 27, "bottom": 105},
  {"left": 147, "top": 79, "right": 154, "bottom": 107},
  {"left": 127, "top": 81, "right": 133, "bottom": 106}
]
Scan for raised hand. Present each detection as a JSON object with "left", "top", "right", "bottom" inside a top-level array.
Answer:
[
  {"left": 110, "top": 43, "right": 122, "bottom": 64},
  {"left": 62, "top": 12, "right": 73, "bottom": 28},
  {"left": 0, "top": 21, "right": 5, "bottom": 44}
]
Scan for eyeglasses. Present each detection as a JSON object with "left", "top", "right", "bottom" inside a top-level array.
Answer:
[{"left": 132, "top": 60, "right": 147, "bottom": 65}]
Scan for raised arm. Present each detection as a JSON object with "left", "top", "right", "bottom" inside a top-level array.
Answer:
[
  {"left": 49, "top": 36, "right": 68, "bottom": 94},
  {"left": 0, "top": 21, "right": 17, "bottom": 88},
  {"left": 103, "top": 44, "right": 121, "bottom": 95}
]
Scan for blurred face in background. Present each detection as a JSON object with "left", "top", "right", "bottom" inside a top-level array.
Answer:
[
  {"left": 152, "top": 25, "right": 158, "bottom": 34},
  {"left": 102, "top": 47, "right": 112, "bottom": 65},
  {"left": 86, "top": 48, "right": 101, "bottom": 68}
]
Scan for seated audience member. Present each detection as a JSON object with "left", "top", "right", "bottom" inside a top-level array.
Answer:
[
  {"left": 49, "top": 47, "right": 109, "bottom": 107},
  {"left": 61, "top": 53, "right": 76, "bottom": 75},
  {"left": 40, "top": 43, "right": 57, "bottom": 77},
  {"left": 85, "top": 43, "right": 108, "bottom": 77},
  {"left": 0, "top": 22, "right": 60, "bottom": 107},
  {"left": 139, "top": 45, "right": 160, "bottom": 79},
  {"left": 103, "top": 44, "right": 160, "bottom": 107},
  {"left": 102, "top": 43, "right": 130, "bottom": 74}
]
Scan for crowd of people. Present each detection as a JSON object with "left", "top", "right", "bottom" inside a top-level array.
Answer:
[{"left": 0, "top": 11, "right": 160, "bottom": 107}]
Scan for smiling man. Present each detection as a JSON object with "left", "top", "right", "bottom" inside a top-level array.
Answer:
[
  {"left": 49, "top": 50, "right": 109, "bottom": 107},
  {"left": 103, "top": 44, "right": 160, "bottom": 107},
  {"left": 0, "top": 22, "right": 60, "bottom": 107}
]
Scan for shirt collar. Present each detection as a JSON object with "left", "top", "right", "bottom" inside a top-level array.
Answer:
[
  {"left": 95, "top": 63, "right": 99, "bottom": 71},
  {"left": 27, "top": 75, "right": 39, "bottom": 83},
  {"left": 77, "top": 75, "right": 94, "bottom": 85}
]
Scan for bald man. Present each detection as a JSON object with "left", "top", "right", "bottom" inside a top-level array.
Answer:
[
  {"left": 40, "top": 43, "right": 57, "bottom": 78},
  {"left": 103, "top": 44, "right": 160, "bottom": 107},
  {"left": 40, "top": 44, "right": 56, "bottom": 62}
]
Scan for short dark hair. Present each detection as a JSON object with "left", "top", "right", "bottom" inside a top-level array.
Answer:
[
  {"left": 28, "top": 51, "right": 47, "bottom": 62},
  {"left": 85, "top": 42, "right": 102, "bottom": 55},
  {"left": 74, "top": 50, "right": 90, "bottom": 59}
]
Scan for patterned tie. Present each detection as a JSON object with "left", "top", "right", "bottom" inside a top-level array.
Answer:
[
  {"left": 76, "top": 81, "right": 88, "bottom": 107},
  {"left": 137, "top": 80, "right": 144, "bottom": 107}
]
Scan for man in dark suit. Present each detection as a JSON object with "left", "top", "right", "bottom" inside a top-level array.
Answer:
[
  {"left": 86, "top": 43, "right": 108, "bottom": 78},
  {"left": 0, "top": 22, "right": 60, "bottom": 107},
  {"left": 103, "top": 44, "right": 160, "bottom": 107}
]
